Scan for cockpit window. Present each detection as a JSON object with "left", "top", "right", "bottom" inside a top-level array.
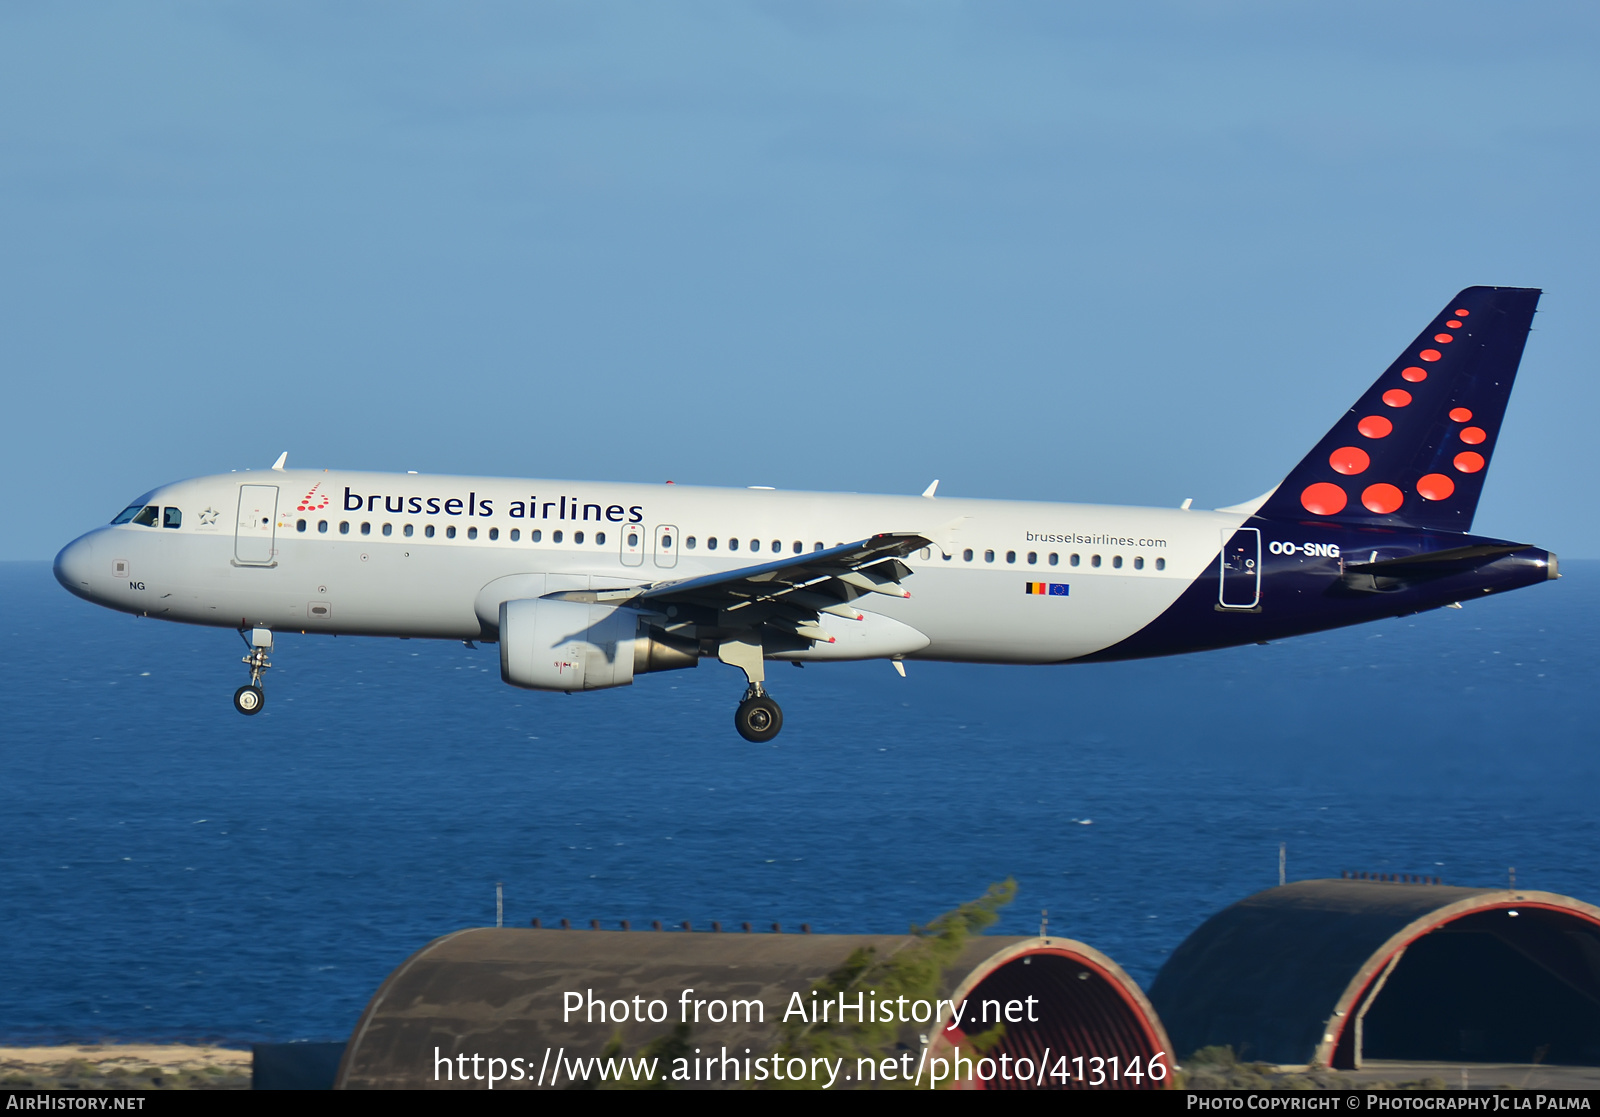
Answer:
[
  {"left": 111, "top": 502, "right": 146, "bottom": 524},
  {"left": 163, "top": 507, "right": 182, "bottom": 529},
  {"left": 130, "top": 505, "right": 160, "bottom": 527}
]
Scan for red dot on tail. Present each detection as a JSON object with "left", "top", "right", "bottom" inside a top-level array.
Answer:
[
  {"left": 1433, "top": 334, "right": 1453, "bottom": 344},
  {"left": 1454, "top": 451, "right": 1485, "bottom": 473},
  {"left": 1328, "top": 446, "right": 1370, "bottom": 475},
  {"left": 1301, "top": 482, "right": 1348, "bottom": 516},
  {"left": 1449, "top": 407, "right": 1472, "bottom": 422},
  {"left": 1419, "top": 349, "right": 1442, "bottom": 361},
  {"left": 1446, "top": 320, "right": 1462, "bottom": 328},
  {"left": 1417, "top": 473, "right": 1455, "bottom": 501},
  {"left": 1455, "top": 309, "right": 1470, "bottom": 316},
  {"left": 1460, "top": 426, "right": 1486, "bottom": 444},
  {"left": 1361, "top": 483, "right": 1404, "bottom": 515},
  {"left": 1358, "top": 415, "right": 1393, "bottom": 438},
  {"left": 1383, "top": 389, "right": 1413, "bottom": 408},
  {"left": 1401, "top": 367, "right": 1427, "bottom": 382}
]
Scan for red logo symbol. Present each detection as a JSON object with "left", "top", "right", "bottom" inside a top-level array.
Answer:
[{"left": 297, "top": 483, "right": 330, "bottom": 513}]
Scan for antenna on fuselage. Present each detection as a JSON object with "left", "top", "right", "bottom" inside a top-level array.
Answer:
[
  {"left": 921, "top": 480, "right": 939, "bottom": 498},
  {"left": 270, "top": 452, "right": 288, "bottom": 472}
]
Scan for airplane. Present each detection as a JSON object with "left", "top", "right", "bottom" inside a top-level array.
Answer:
[{"left": 54, "top": 286, "right": 1556, "bottom": 742}]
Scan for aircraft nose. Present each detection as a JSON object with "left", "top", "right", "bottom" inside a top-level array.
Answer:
[{"left": 54, "top": 533, "right": 98, "bottom": 601}]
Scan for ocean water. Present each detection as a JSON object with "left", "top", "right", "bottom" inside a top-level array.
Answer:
[{"left": 1, "top": 560, "right": 1596, "bottom": 1044}]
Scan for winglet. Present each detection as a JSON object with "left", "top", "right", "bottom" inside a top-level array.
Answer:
[
  {"left": 921, "top": 480, "right": 939, "bottom": 498},
  {"left": 270, "top": 452, "right": 288, "bottom": 472}
]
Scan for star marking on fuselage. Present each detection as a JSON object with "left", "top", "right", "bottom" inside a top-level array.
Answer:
[{"left": 198, "top": 507, "right": 219, "bottom": 526}]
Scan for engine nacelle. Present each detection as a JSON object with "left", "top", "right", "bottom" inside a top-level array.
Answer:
[{"left": 498, "top": 598, "right": 697, "bottom": 692}]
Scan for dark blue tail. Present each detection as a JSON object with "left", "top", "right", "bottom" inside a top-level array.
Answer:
[{"left": 1255, "top": 286, "right": 1540, "bottom": 533}]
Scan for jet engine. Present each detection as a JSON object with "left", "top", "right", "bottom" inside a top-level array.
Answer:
[{"left": 498, "top": 598, "right": 698, "bottom": 692}]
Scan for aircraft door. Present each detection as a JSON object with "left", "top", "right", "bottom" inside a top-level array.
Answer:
[
  {"left": 235, "top": 485, "right": 279, "bottom": 565},
  {"left": 653, "top": 524, "right": 678, "bottom": 569},
  {"left": 1218, "top": 528, "right": 1260, "bottom": 609},
  {"left": 620, "top": 523, "right": 645, "bottom": 567}
]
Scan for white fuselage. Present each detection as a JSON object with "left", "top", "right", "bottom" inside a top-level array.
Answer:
[{"left": 58, "top": 470, "right": 1249, "bottom": 664}]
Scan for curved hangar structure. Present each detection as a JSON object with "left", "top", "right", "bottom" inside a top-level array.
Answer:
[
  {"left": 335, "top": 928, "right": 1171, "bottom": 1090},
  {"left": 1149, "top": 879, "right": 1600, "bottom": 1069}
]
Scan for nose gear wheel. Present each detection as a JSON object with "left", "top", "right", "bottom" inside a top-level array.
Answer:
[{"left": 233, "top": 685, "right": 264, "bottom": 715}]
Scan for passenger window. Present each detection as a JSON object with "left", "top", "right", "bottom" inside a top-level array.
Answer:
[
  {"left": 1091, "top": 554, "right": 1101, "bottom": 568},
  {"left": 318, "top": 521, "right": 328, "bottom": 533},
  {"left": 627, "top": 530, "right": 640, "bottom": 547},
  {"left": 984, "top": 550, "right": 995, "bottom": 563},
  {"left": 708, "top": 538, "right": 718, "bottom": 550},
  {"left": 382, "top": 523, "right": 393, "bottom": 537},
  {"left": 425, "top": 525, "right": 435, "bottom": 538},
  {"left": 1134, "top": 556, "right": 1144, "bottom": 570},
  {"left": 963, "top": 549, "right": 974, "bottom": 562},
  {"left": 510, "top": 528, "right": 520, "bottom": 542},
  {"left": 1005, "top": 551, "right": 1016, "bottom": 564},
  {"left": 794, "top": 542, "right": 803, "bottom": 554},
  {"left": 1048, "top": 553, "right": 1059, "bottom": 565},
  {"left": 661, "top": 534, "right": 672, "bottom": 549},
  {"left": 489, "top": 527, "right": 499, "bottom": 541},
  {"left": 531, "top": 529, "right": 541, "bottom": 542},
  {"left": 1070, "top": 553, "right": 1080, "bottom": 566},
  {"left": 447, "top": 525, "right": 456, "bottom": 539},
  {"left": 340, "top": 522, "right": 350, "bottom": 535},
  {"left": 596, "top": 532, "right": 606, "bottom": 545},
  {"left": 468, "top": 526, "right": 478, "bottom": 540},
  {"left": 552, "top": 530, "right": 563, "bottom": 544},
  {"left": 1027, "top": 551, "right": 1037, "bottom": 564},
  {"left": 404, "top": 524, "right": 414, "bottom": 537},
  {"left": 686, "top": 536, "right": 696, "bottom": 549},
  {"left": 361, "top": 522, "right": 371, "bottom": 536},
  {"left": 1112, "top": 555, "right": 1122, "bottom": 569},
  {"left": 296, "top": 519, "right": 307, "bottom": 533},
  {"left": 771, "top": 540, "right": 780, "bottom": 553},
  {"left": 814, "top": 542, "right": 824, "bottom": 551},
  {"left": 729, "top": 538, "right": 739, "bottom": 551},
  {"left": 163, "top": 508, "right": 182, "bottom": 529},
  {"left": 131, "top": 505, "right": 159, "bottom": 527},
  {"left": 1155, "top": 557, "right": 1166, "bottom": 571},
  {"left": 572, "top": 530, "right": 582, "bottom": 544}
]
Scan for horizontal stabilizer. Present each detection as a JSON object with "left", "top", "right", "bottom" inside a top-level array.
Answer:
[
  {"left": 1342, "top": 543, "right": 1530, "bottom": 575},
  {"left": 1340, "top": 542, "right": 1533, "bottom": 592}
]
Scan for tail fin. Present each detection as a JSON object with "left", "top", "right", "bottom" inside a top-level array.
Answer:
[{"left": 1255, "top": 285, "right": 1540, "bottom": 532}]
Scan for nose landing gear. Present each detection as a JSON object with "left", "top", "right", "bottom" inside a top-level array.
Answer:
[{"left": 234, "top": 627, "right": 273, "bottom": 716}]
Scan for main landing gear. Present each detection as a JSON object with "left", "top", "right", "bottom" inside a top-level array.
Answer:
[
  {"left": 734, "top": 684, "right": 783, "bottom": 743},
  {"left": 234, "top": 627, "right": 273, "bottom": 716},
  {"left": 720, "top": 636, "right": 784, "bottom": 742}
]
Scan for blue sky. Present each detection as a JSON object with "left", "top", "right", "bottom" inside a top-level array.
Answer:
[{"left": 4, "top": 1, "right": 1597, "bottom": 560}]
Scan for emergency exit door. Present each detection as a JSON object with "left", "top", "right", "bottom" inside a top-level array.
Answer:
[
  {"left": 235, "top": 485, "right": 279, "bottom": 565},
  {"left": 653, "top": 524, "right": 679, "bottom": 569},
  {"left": 1218, "top": 528, "right": 1260, "bottom": 609}
]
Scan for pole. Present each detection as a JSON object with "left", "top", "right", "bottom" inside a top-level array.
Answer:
[
  {"left": 496, "top": 882, "right": 503, "bottom": 928},
  {"left": 1279, "top": 843, "right": 1286, "bottom": 887}
]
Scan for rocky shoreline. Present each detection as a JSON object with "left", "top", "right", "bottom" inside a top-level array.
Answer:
[{"left": 0, "top": 1045, "right": 252, "bottom": 1091}]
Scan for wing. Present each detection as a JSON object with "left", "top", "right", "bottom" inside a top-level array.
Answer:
[{"left": 545, "top": 532, "right": 931, "bottom": 648}]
